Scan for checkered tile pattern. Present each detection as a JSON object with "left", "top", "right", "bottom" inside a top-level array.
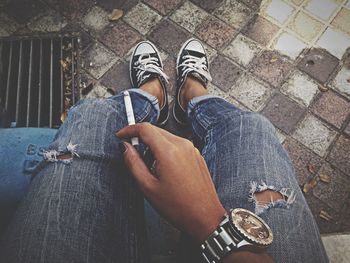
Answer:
[{"left": 1, "top": 0, "right": 350, "bottom": 254}]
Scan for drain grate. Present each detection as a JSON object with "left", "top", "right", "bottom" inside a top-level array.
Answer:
[{"left": 0, "top": 36, "right": 79, "bottom": 128}]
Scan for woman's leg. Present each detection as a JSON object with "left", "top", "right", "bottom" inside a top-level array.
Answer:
[
  {"left": 0, "top": 89, "right": 158, "bottom": 263},
  {"left": 187, "top": 96, "right": 329, "bottom": 263}
]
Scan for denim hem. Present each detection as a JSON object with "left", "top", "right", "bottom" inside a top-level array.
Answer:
[
  {"left": 127, "top": 89, "right": 160, "bottom": 122},
  {"left": 187, "top": 95, "right": 225, "bottom": 117}
]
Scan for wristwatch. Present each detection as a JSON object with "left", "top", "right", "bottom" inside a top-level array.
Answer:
[{"left": 200, "top": 208, "right": 273, "bottom": 263}]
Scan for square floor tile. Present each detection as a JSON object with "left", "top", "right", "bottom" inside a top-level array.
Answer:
[
  {"left": 99, "top": 21, "right": 142, "bottom": 57},
  {"left": 196, "top": 16, "right": 236, "bottom": 49},
  {"left": 288, "top": 11, "right": 324, "bottom": 42},
  {"left": 283, "top": 138, "right": 323, "bottom": 184},
  {"left": 285, "top": 0, "right": 305, "bottom": 6},
  {"left": 82, "top": 42, "right": 118, "bottom": 79},
  {"left": 304, "top": 0, "right": 339, "bottom": 21},
  {"left": 262, "top": 93, "right": 306, "bottom": 133},
  {"left": 332, "top": 7, "right": 350, "bottom": 36},
  {"left": 45, "top": 0, "right": 94, "bottom": 19},
  {"left": 223, "top": 34, "right": 261, "bottom": 67},
  {"left": 190, "top": 0, "right": 224, "bottom": 12},
  {"left": 150, "top": 20, "right": 191, "bottom": 55},
  {"left": 243, "top": 0, "right": 263, "bottom": 10},
  {"left": 207, "top": 83, "right": 248, "bottom": 110},
  {"left": 163, "top": 56, "right": 177, "bottom": 96},
  {"left": 96, "top": 0, "right": 138, "bottom": 12},
  {"left": 243, "top": 15, "right": 280, "bottom": 47},
  {"left": 263, "top": 0, "right": 295, "bottom": 24},
  {"left": 28, "top": 11, "right": 67, "bottom": 32},
  {"left": 298, "top": 48, "right": 339, "bottom": 84},
  {"left": 317, "top": 27, "right": 350, "bottom": 59},
  {"left": 210, "top": 55, "right": 243, "bottom": 92},
  {"left": 170, "top": 1, "right": 208, "bottom": 33},
  {"left": 292, "top": 114, "right": 337, "bottom": 156},
  {"left": 311, "top": 90, "right": 350, "bottom": 128},
  {"left": 272, "top": 31, "right": 306, "bottom": 59},
  {"left": 143, "top": 0, "right": 182, "bottom": 15},
  {"left": 331, "top": 67, "right": 350, "bottom": 100},
  {"left": 250, "top": 50, "right": 294, "bottom": 88},
  {"left": 230, "top": 74, "right": 274, "bottom": 111},
  {"left": 4, "top": 0, "right": 46, "bottom": 24},
  {"left": 85, "top": 83, "right": 112, "bottom": 99},
  {"left": 276, "top": 128, "right": 287, "bottom": 143},
  {"left": 281, "top": 71, "right": 319, "bottom": 106},
  {"left": 304, "top": 194, "right": 343, "bottom": 234},
  {"left": 124, "top": 3, "right": 162, "bottom": 35},
  {"left": 313, "top": 164, "right": 350, "bottom": 212},
  {"left": 101, "top": 61, "right": 130, "bottom": 93},
  {"left": 214, "top": 0, "right": 252, "bottom": 29},
  {"left": 344, "top": 122, "right": 350, "bottom": 136},
  {"left": 327, "top": 135, "right": 350, "bottom": 176},
  {"left": 346, "top": 0, "right": 350, "bottom": 8},
  {"left": 82, "top": 6, "right": 110, "bottom": 32},
  {"left": 0, "top": 12, "right": 18, "bottom": 37}
]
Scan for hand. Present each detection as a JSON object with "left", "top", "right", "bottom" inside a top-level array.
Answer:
[{"left": 116, "top": 123, "right": 225, "bottom": 242}]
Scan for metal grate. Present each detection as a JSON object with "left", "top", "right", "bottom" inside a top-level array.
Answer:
[{"left": 0, "top": 36, "right": 79, "bottom": 128}]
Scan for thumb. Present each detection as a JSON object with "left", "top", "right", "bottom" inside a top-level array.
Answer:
[{"left": 121, "top": 142, "right": 157, "bottom": 194}]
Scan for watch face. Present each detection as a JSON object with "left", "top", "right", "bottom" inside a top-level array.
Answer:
[{"left": 231, "top": 209, "right": 273, "bottom": 246}]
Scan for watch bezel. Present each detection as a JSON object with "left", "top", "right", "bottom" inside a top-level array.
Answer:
[{"left": 229, "top": 208, "right": 273, "bottom": 247}]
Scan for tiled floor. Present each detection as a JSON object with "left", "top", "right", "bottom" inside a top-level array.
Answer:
[{"left": 1, "top": 0, "right": 350, "bottom": 259}]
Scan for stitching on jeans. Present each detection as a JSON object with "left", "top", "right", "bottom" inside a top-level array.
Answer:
[{"left": 248, "top": 181, "right": 296, "bottom": 215}]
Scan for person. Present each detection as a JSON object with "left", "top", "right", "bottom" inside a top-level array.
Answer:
[{"left": 0, "top": 39, "right": 328, "bottom": 263}]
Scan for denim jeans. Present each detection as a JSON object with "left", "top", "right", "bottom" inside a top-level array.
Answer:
[{"left": 0, "top": 89, "right": 328, "bottom": 263}]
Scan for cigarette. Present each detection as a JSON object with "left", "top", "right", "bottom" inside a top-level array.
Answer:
[{"left": 123, "top": 91, "right": 139, "bottom": 147}]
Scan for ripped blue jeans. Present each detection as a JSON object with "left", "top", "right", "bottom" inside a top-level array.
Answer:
[{"left": 0, "top": 90, "right": 328, "bottom": 263}]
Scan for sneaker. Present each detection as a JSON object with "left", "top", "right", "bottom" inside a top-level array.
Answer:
[
  {"left": 130, "top": 41, "right": 169, "bottom": 126},
  {"left": 173, "top": 38, "right": 212, "bottom": 125}
]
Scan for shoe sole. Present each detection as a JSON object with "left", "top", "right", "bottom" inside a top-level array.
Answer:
[{"left": 173, "top": 38, "right": 207, "bottom": 125}]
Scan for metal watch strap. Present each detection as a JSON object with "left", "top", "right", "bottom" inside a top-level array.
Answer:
[{"left": 200, "top": 215, "right": 242, "bottom": 263}]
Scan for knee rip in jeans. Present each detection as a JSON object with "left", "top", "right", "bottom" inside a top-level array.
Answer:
[
  {"left": 248, "top": 181, "right": 296, "bottom": 215},
  {"left": 43, "top": 142, "right": 80, "bottom": 164}
]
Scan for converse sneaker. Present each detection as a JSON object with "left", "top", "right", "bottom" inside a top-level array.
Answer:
[
  {"left": 130, "top": 41, "right": 169, "bottom": 126},
  {"left": 173, "top": 38, "right": 212, "bottom": 125}
]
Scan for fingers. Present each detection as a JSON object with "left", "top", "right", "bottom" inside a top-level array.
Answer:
[
  {"left": 122, "top": 142, "right": 158, "bottom": 194},
  {"left": 116, "top": 123, "right": 170, "bottom": 158}
]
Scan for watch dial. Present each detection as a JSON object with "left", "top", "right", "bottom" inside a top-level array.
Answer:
[{"left": 232, "top": 209, "right": 272, "bottom": 245}]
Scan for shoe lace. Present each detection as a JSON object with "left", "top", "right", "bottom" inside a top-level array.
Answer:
[
  {"left": 134, "top": 54, "right": 169, "bottom": 84},
  {"left": 178, "top": 55, "right": 212, "bottom": 82}
]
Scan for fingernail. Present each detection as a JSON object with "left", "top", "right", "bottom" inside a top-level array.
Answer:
[{"left": 119, "top": 141, "right": 127, "bottom": 154}]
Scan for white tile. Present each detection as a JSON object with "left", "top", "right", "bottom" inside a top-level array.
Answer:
[
  {"left": 82, "top": 6, "right": 110, "bottom": 32},
  {"left": 346, "top": 0, "right": 350, "bottom": 8},
  {"left": 317, "top": 27, "right": 350, "bottom": 59},
  {"left": 331, "top": 66, "right": 350, "bottom": 100},
  {"left": 170, "top": 1, "right": 208, "bottom": 33},
  {"left": 265, "top": 0, "right": 295, "bottom": 24},
  {"left": 281, "top": 71, "right": 319, "bottom": 106},
  {"left": 230, "top": 74, "right": 274, "bottom": 111},
  {"left": 322, "top": 234, "right": 350, "bottom": 263},
  {"left": 223, "top": 34, "right": 261, "bottom": 67},
  {"left": 276, "top": 128, "right": 287, "bottom": 143},
  {"left": 273, "top": 32, "right": 306, "bottom": 59},
  {"left": 292, "top": 114, "right": 337, "bottom": 156},
  {"left": 207, "top": 83, "right": 249, "bottom": 111},
  {"left": 304, "top": 0, "right": 338, "bottom": 21},
  {"left": 124, "top": 3, "right": 162, "bottom": 35}
]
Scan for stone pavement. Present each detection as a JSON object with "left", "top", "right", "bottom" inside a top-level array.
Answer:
[{"left": 1, "top": 0, "right": 350, "bottom": 240}]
